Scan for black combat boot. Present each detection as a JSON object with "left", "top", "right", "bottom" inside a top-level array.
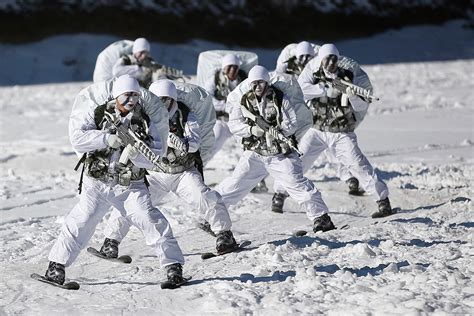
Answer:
[
  {"left": 313, "top": 214, "right": 336, "bottom": 233},
  {"left": 346, "top": 177, "right": 363, "bottom": 195},
  {"left": 45, "top": 261, "right": 65, "bottom": 285},
  {"left": 372, "top": 197, "right": 395, "bottom": 218},
  {"left": 216, "top": 230, "right": 238, "bottom": 254},
  {"left": 166, "top": 263, "right": 185, "bottom": 284},
  {"left": 99, "top": 238, "right": 119, "bottom": 259},
  {"left": 271, "top": 193, "right": 288, "bottom": 213},
  {"left": 251, "top": 179, "right": 268, "bottom": 193}
]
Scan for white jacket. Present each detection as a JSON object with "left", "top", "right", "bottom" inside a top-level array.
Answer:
[
  {"left": 227, "top": 88, "right": 297, "bottom": 139},
  {"left": 69, "top": 79, "right": 169, "bottom": 169}
]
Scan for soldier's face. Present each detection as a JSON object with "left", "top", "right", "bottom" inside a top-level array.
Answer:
[
  {"left": 224, "top": 65, "right": 239, "bottom": 81},
  {"left": 134, "top": 50, "right": 150, "bottom": 63},
  {"left": 160, "top": 96, "right": 177, "bottom": 113},
  {"left": 116, "top": 92, "right": 140, "bottom": 114},
  {"left": 298, "top": 54, "right": 312, "bottom": 67},
  {"left": 251, "top": 80, "right": 268, "bottom": 97},
  {"left": 322, "top": 54, "right": 338, "bottom": 74}
]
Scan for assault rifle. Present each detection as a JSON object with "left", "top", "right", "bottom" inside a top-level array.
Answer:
[
  {"left": 314, "top": 74, "right": 379, "bottom": 102},
  {"left": 240, "top": 106, "right": 303, "bottom": 156},
  {"left": 104, "top": 112, "right": 165, "bottom": 171},
  {"left": 142, "top": 59, "right": 190, "bottom": 81}
]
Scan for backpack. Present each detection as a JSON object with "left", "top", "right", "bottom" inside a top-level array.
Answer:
[
  {"left": 174, "top": 82, "right": 216, "bottom": 165},
  {"left": 196, "top": 50, "right": 258, "bottom": 87},
  {"left": 93, "top": 40, "right": 134, "bottom": 82}
]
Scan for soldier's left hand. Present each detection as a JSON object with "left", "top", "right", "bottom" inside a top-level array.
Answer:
[
  {"left": 267, "top": 127, "right": 280, "bottom": 139},
  {"left": 345, "top": 86, "right": 356, "bottom": 98}
]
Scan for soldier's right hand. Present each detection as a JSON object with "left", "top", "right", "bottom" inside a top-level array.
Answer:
[
  {"left": 250, "top": 125, "right": 265, "bottom": 137},
  {"left": 105, "top": 134, "right": 123, "bottom": 149}
]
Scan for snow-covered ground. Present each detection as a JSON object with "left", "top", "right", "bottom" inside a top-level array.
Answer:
[{"left": 0, "top": 22, "right": 473, "bottom": 315}]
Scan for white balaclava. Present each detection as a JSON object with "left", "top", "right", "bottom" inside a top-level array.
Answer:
[
  {"left": 316, "top": 43, "right": 340, "bottom": 77},
  {"left": 149, "top": 79, "right": 178, "bottom": 116},
  {"left": 248, "top": 65, "right": 270, "bottom": 97},
  {"left": 132, "top": 38, "right": 151, "bottom": 54}
]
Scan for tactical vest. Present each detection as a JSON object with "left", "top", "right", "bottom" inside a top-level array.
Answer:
[
  {"left": 309, "top": 68, "right": 358, "bottom": 133},
  {"left": 85, "top": 101, "right": 150, "bottom": 186},
  {"left": 240, "top": 86, "right": 294, "bottom": 156},
  {"left": 154, "top": 102, "right": 198, "bottom": 174},
  {"left": 214, "top": 69, "right": 247, "bottom": 101},
  {"left": 285, "top": 56, "right": 304, "bottom": 77}
]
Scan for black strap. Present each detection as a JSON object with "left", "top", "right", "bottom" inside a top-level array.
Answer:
[
  {"left": 74, "top": 153, "right": 87, "bottom": 194},
  {"left": 193, "top": 151, "right": 204, "bottom": 182}
]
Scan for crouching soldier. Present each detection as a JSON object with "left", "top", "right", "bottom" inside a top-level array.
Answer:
[
  {"left": 44, "top": 75, "right": 186, "bottom": 286},
  {"left": 99, "top": 80, "right": 239, "bottom": 259}
]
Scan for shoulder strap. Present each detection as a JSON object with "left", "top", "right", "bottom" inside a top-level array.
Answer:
[
  {"left": 214, "top": 70, "right": 221, "bottom": 86},
  {"left": 285, "top": 56, "right": 297, "bottom": 64},
  {"left": 270, "top": 86, "right": 284, "bottom": 108},
  {"left": 121, "top": 55, "right": 132, "bottom": 65},
  {"left": 93, "top": 103, "right": 108, "bottom": 129},
  {"left": 338, "top": 68, "right": 354, "bottom": 82},
  {"left": 177, "top": 101, "right": 190, "bottom": 123},
  {"left": 237, "top": 69, "right": 247, "bottom": 81}
]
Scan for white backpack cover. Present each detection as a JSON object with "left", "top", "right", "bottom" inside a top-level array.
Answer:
[
  {"left": 93, "top": 40, "right": 134, "bottom": 83},
  {"left": 299, "top": 55, "right": 374, "bottom": 127},
  {"left": 275, "top": 42, "right": 320, "bottom": 73},
  {"left": 174, "top": 81, "right": 216, "bottom": 165},
  {"left": 226, "top": 72, "right": 312, "bottom": 142},
  {"left": 196, "top": 50, "right": 258, "bottom": 87},
  {"left": 70, "top": 78, "right": 169, "bottom": 157}
]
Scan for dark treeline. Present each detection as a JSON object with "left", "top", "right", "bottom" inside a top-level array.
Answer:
[{"left": 0, "top": 1, "right": 471, "bottom": 46}]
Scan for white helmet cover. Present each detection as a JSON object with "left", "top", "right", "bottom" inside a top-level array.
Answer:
[
  {"left": 248, "top": 65, "right": 270, "bottom": 83},
  {"left": 149, "top": 79, "right": 178, "bottom": 101},
  {"left": 317, "top": 43, "right": 340, "bottom": 61},
  {"left": 112, "top": 75, "right": 141, "bottom": 98},
  {"left": 295, "top": 41, "right": 315, "bottom": 57},
  {"left": 132, "top": 37, "right": 151, "bottom": 54},
  {"left": 221, "top": 53, "right": 241, "bottom": 68}
]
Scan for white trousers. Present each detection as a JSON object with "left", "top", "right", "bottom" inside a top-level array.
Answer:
[
  {"left": 325, "top": 148, "right": 353, "bottom": 182},
  {"left": 48, "top": 176, "right": 184, "bottom": 268},
  {"left": 275, "top": 128, "right": 388, "bottom": 201},
  {"left": 215, "top": 151, "right": 328, "bottom": 221},
  {"left": 209, "top": 120, "right": 233, "bottom": 160},
  {"left": 105, "top": 167, "right": 232, "bottom": 241}
]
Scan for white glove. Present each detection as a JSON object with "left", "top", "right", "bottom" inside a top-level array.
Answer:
[
  {"left": 105, "top": 134, "right": 123, "bottom": 149},
  {"left": 167, "top": 133, "right": 188, "bottom": 153},
  {"left": 267, "top": 126, "right": 280, "bottom": 139},
  {"left": 250, "top": 125, "right": 265, "bottom": 137},
  {"left": 345, "top": 86, "right": 356, "bottom": 98},
  {"left": 326, "top": 85, "right": 340, "bottom": 98}
]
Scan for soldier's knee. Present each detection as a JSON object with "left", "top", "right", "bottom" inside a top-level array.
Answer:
[{"left": 147, "top": 208, "right": 165, "bottom": 223}]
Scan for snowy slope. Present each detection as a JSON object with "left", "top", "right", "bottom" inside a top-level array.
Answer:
[{"left": 0, "top": 26, "right": 473, "bottom": 315}]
